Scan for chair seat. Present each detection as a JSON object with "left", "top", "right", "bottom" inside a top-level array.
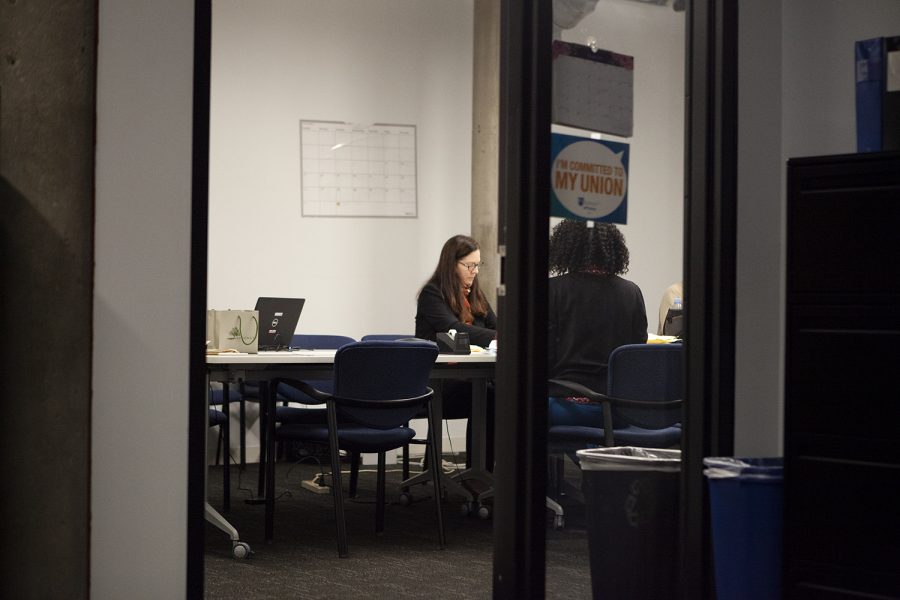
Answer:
[
  {"left": 266, "top": 340, "right": 445, "bottom": 558},
  {"left": 549, "top": 423, "right": 682, "bottom": 451},
  {"left": 277, "top": 423, "right": 417, "bottom": 452},
  {"left": 208, "top": 386, "right": 242, "bottom": 405},
  {"left": 610, "top": 424, "right": 682, "bottom": 448},
  {"left": 549, "top": 425, "right": 607, "bottom": 447},
  {"left": 209, "top": 408, "right": 228, "bottom": 427},
  {"left": 277, "top": 380, "right": 333, "bottom": 404},
  {"left": 241, "top": 381, "right": 261, "bottom": 400}
]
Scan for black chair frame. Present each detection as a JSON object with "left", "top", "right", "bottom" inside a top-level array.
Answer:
[
  {"left": 270, "top": 377, "right": 446, "bottom": 558},
  {"left": 548, "top": 378, "right": 683, "bottom": 447}
]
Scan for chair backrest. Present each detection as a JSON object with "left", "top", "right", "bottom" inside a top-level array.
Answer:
[
  {"left": 278, "top": 335, "right": 357, "bottom": 402},
  {"left": 208, "top": 408, "right": 228, "bottom": 427},
  {"left": 333, "top": 340, "right": 439, "bottom": 428},
  {"left": 208, "top": 382, "right": 240, "bottom": 405},
  {"left": 291, "top": 334, "right": 356, "bottom": 350},
  {"left": 360, "top": 334, "right": 415, "bottom": 341},
  {"left": 607, "top": 343, "right": 683, "bottom": 429}
]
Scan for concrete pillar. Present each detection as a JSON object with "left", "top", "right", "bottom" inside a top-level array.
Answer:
[
  {"left": 0, "top": 1, "right": 96, "bottom": 597},
  {"left": 471, "top": 0, "right": 501, "bottom": 308}
]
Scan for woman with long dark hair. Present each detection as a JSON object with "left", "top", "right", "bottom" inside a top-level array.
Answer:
[
  {"left": 416, "top": 234, "right": 497, "bottom": 470},
  {"left": 415, "top": 234, "right": 496, "bottom": 346}
]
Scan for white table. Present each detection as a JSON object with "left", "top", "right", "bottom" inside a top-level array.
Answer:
[{"left": 207, "top": 349, "right": 497, "bottom": 542}]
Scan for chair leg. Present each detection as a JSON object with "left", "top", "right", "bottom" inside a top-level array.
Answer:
[
  {"left": 222, "top": 384, "right": 232, "bottom": 513},
  {"left": 215, "top": 424, "right": 223, "bottom": 466},
  {"left": 546, "top": 454, "right": 557, "bottom": 495},
  {"left": 427, "top": 404, "right": 446, "bottom": 549},
  {"left": 238, "top": 397, "right": 247, "bottom": 469},
  {"left": 276, "top": 397, "right": 290, "bottom": 460},
  {"left": 222, "top": 429, "right": 231, "bottom": 511},
  {"left": 349, "top": 453, "right": 360, "bottom": 499},
  {"left": 376, "top": 452, "right": 386, "bottom": 535},
  {"left": 327, "top": 403, "right": 349, "bottom": 558},
  {"left": 401, "top": 443, "right": 410, "bottom": 481},
  {"left": 554, "top": 455, "right": 565, "bottom": 497},
  {"left": 257, "top": 382, "right": 268, "bottom": 499}
]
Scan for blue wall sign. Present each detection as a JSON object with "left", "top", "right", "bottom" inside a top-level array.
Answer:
[{"left": 550, "top": 132, "right": 629, "bottom": 224}]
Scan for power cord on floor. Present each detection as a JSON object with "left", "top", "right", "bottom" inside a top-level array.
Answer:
[
  {"left": 216, "top": 437, "right": 467, "bottom": 502},
  {"left": 217, "top": 450, "right": 317, "bottom": 503}
]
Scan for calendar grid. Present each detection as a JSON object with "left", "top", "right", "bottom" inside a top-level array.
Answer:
[{"left": 300, "top": 120, "right": 417, "bottom": 217}]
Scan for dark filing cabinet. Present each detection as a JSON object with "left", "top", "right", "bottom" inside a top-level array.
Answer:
[{"left": 784, "top": 151, "right": 900, "bottom": 598}]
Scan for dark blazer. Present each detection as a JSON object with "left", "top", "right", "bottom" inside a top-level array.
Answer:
[{"left": 415, "top": 282, "right": 497, "bottom": 348}]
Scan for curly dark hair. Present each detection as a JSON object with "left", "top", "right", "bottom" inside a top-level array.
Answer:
[{"left": 548, "top": 219, "right": 630, "bottom": 276}]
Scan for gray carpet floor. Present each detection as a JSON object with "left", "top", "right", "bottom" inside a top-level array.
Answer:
[{"left": 204, "top": 454, "right": 592, "bottom": 599}]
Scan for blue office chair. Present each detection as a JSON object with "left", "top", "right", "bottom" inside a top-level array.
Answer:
[
  {"left": 270, "top": 339, "right": 445, "bottom": 558},
  {"left": 360, "top": 334, "right": 421, "bottom": 480},
  {"left": 208, "top": 383, "right": 240, "bottom": 510},
  {"left": 271, "top": 335, "right": 359, "bottom": 484},
  {"left": 236, "top": 335, "right": 357, "bottom": 467},
  {"left": 360, "top": 334, "right": 417, "bottom": 341},
  {"left": 209, "top": 407, "right": 228, "bottom": 461},
  {"left": 275, "top": 334, "right": 357, "bottom": 424},
  {"left": 546, "top": 343, "right": 683, "bottom": 527},
  {"left": 209, "top": 383, "right": 242, "bottom": 464}
]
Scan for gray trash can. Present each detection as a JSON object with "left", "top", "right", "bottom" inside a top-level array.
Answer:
[{"left": 577, "top": 447, "right": 681, "bottom": 599}]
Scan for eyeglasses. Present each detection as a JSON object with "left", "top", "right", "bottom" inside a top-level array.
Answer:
[{"left": 458, "top": 261, "right": 485, "bottom": 273}]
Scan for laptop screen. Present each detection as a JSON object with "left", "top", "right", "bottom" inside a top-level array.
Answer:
[{"left": 254, "top": 297, "right": 305, "bottom": 350}]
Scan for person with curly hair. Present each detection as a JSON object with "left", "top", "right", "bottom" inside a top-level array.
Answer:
[
  {"left": 416, "top": 234, "right": 497, "bottom": 469},
  {"left": 547, "top": 219, "right": 648, "bottom": 427}
]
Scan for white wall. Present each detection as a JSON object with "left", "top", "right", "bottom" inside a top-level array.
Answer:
[
  {"left": 557, "top": 0, "right": 686, "bottom": 331},
  {"left": 734, "top": 0, "right": 900, "bottom": 456},
  {"left": 209, "top": 0, "right": 475, "bottom": 459},
  {"left": 734, "top": 0, "right": 785, "bottom": 457},
  {"left": 90, "top": 3, "right": 899, "bottom": 592},
  {"left": 208, "top": 0, "right": 475, "bottom": 338},
  {"left": 782, "top": 0, "right": 900, "bottom": 158},
  {"left": 209, "top": 0, "right": 685, "bottom": 339},
  {"left": 209, "top": 0, "right": 683, "bottom": 459},
  {"left": 93, "top": 0, "right": 193, "bottom": 596}
]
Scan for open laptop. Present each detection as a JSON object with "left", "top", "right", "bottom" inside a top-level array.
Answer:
[{"left": 254, "top": 297, "right": 305, "bottom": 351}]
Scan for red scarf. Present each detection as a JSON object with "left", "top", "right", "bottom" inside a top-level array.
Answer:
[{"left": 461, "top": 289, "right": 474, "bottom": 324}]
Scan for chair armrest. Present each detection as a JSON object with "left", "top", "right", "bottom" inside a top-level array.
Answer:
[
  {"left": 548, "top": 379, "right": 682, "bottom": 409},
  {"left": 270, "top": 377, "right": 330, "bottom": 404},
  {"left": 549, "top": 378, "right": 682, "bottom": 447},
  {"left": 332, "top": 388, "right": 434, "bottom": 410},
  {"left": 548, "top": 378, "right": 601, "bottom": 399},
  {"left": 548, "top": 379, "right": 616, "bottom": 446}
]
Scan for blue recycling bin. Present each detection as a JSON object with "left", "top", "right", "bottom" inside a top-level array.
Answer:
[{"left": 703, "top": 457, "right": 783, "bottom": 600}]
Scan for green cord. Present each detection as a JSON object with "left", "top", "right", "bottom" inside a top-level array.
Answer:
[{"left": 229, "top": 315, "right": 259, "bottom": 344}]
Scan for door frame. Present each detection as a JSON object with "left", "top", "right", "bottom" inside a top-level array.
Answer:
[
  {"left": 492, "top": 1, "right": 738, "bottom": 597},
  {"left": 186, "top": 0, "right": 739, "bottom": 596},
  {"left": 187, "top": 1, "right": 212, "bottom": 597}
]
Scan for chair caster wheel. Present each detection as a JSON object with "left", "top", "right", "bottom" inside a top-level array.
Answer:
[
  {"left": 232, "top": 541, "right": 251, "bottom": 559},
  {"left": 477, "top": 504, "right": 491, "bottom": 519},
  {"left": 460, "top": 501, "right": 474, "bottom": 516},
  {"left": 553, "top": 515, "right": 565, "bottom": 530},
  {"left": 398, "top": 492, "right": 412, "bottom": 506}
]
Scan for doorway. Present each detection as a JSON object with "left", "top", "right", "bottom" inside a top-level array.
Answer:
[{"left": 188, "top": 0, "right": 738, "bottom": 596}]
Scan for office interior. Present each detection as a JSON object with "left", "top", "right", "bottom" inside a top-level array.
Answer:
[
  {"left": 206, "top": 0, "right": 684, "bottom": 463},
  {"left": 4, "top": 0, "right": 900, "bottom": 598}
]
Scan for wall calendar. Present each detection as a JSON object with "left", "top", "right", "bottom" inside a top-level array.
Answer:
[{"left": 300, "top": 120, "right": 417, "bottom": 218}]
